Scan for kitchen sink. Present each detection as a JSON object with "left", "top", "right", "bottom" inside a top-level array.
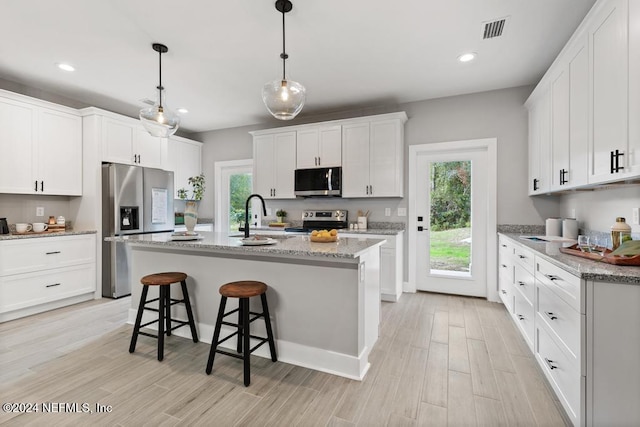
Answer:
[{"left": 228, "top": 233, "right": 295, "bottom": 239}]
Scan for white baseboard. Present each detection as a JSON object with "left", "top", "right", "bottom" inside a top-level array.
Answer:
[
  {"left": 0, "top": 293, "right": 94, "bottom": 323},
  {"left": 128, "top": 308, "right": 370, "bottom": 380}
]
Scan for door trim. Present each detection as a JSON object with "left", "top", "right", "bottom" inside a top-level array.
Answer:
[
  {"left": 214, "top": 159, "right": 253, "bottom": 232},
  {"left": 407, "top": 138, "right": 498, "bottom": 302}
]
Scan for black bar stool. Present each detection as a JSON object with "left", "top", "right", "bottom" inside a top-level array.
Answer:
[
  {"left": 205, "top": 280, "right": 277, "bottom": 386},
  {"left": 129, "top": 272, "right": 199, "bottom": 361}
]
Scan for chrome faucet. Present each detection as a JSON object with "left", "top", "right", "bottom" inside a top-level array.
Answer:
[{"left": 244, "top": 194, "right": 267, "bottom": 238}]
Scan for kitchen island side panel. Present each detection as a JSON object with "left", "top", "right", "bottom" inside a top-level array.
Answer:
[{"left": 128, "top": 245, "right": 379, "bottom": 379}]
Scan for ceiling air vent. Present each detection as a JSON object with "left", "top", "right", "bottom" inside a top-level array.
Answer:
[{"left": 482, "top": 17, "right": 509, "bottom": 39}]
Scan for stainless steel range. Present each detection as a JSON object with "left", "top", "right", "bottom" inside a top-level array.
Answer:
[{"left": 301, "top": 209, "right": 348, "bottom": 230}]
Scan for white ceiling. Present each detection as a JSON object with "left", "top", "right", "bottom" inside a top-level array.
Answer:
[{"left": 0, "top": 0, "right": 596, "bottom": 133}]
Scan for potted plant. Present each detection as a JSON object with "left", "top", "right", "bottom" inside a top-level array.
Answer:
[
  {"left": 276, "top": 209, "right": 287, "bottom": 223},
  {"left": 177, "top": 174, "right": 205, "bottom": 233}
]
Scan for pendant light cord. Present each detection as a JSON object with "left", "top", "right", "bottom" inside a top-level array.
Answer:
[
  {"left": 158, "top": 47, "right": 163, "bottom": 108},
  {"left": 281, "top": 5, "right": 287, "bottom": 81}
]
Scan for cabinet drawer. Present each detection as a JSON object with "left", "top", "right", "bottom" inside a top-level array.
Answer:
[
  {"left": 536, "top": 257, "right": 582, "bottom": 313},
  {"left": 498, "top": 274, "right": 514, "bottom": 313},
  {"left": 513, "top": 245, "right": 535, "bottom": 274},
  {"left": 0, "top": 235, "right": 95, "bottom": 276},
  {"left": 536, "top": 281, "right": 582, "bottom": 361},
  {"left": 0, "top": 264, "right": 95, "bottom": 313},
  {"left": 536, "top": 324, "right": 581, "bottom": 423},
  {"left": 514, "top": 290, "right": 535, "bottom": 349},
  {"left": 514, "top": 263, "right": 535, "bottom": 304},
  {"left": 536, "top": 284, "right": 583, "bottom": 363}
]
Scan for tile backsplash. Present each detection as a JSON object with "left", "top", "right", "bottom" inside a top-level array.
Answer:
[{"left": 0, "top": 194, "right": 73, "bottom": 224}]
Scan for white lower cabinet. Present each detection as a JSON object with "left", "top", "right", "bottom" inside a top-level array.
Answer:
[
  {"left": 341, "top": 232, "right": 403, "bottom": 302},
  {"left": 0, "top": 234, "right": 97, "bottom": 322},
  {"left": 513, "top": 287, "right": 535, "bottom": 349},
  {"left": 499, "top": 233, "right": 640, "bottom": 426}
]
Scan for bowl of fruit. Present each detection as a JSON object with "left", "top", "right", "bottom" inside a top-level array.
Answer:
[{"left": 310, "top": 229, "right": 338, "bottom": 242}]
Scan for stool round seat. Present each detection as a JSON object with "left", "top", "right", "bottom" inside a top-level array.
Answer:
[
  {"left": 219, "top": 281, "right": 267, "bottom": 298},
  {"left": 141, "top": 272, "right": 188, "bottom": 286}
]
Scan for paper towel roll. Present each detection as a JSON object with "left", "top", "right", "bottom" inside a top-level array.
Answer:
[
  {"left": 546, "top": 218, "right": 562, "bottom": 237},
  {"left": 562, "top": 218, "right": 578, "bottom": 239}
]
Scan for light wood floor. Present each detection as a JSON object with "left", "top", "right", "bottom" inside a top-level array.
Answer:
[{"left": 0, "top": 292, "right": 569, "bottom": 426}]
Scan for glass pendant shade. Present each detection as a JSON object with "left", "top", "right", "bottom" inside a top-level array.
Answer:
[
  {"left": 140, "top": 89, "right": 180, "bottom": 137},
  {"left": 262, "top": 78, "right": 306, "bottom": 120}
]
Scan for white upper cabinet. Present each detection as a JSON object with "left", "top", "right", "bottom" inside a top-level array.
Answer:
[
  {"left": 0, "top": 91, "right": 81, "bottom": 196},
  {"left": 102, "top": 116, "right": 163, "bottom": 168},
  {"left": 341, "top": 122, "right": 371, "bottom": 197},
  {"left": 0, "top": 96, "right": 36, "bottom": 194},
  {"left": 167, "top": 136, "right": 202, "bottom": 199},
  {"left": 342, "top": 115, "right": 406, "bottom": 198},
  {"left": 528, "top": 91, "right": 551, "bottom": 195},
  {"left": 528, "top": 0, "right": 640, "bottom": 193},
  {"left": 550, "top": 69, "right": 570, "bottom": 191},
  {"left": 252, "top": 112, "right": 406, "bottom": 199},
  {"left": 253, "top": 132, "right": 296, "bottom": 199},
  {"left": 588, "top": 0, "right": 630, "bottom": 183},
  {"left": 568, "top": 36, "right": 589, "bottom": 188},
  {"left": 37, "top": 108, "right": 82, "bottom": 195},
  {"left": 296, "top": 125, "right": 341, "bottom": 169}
]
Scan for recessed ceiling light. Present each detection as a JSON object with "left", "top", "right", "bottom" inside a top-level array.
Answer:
[
  {"left": 57, "top": 63, "right": 75, "bottom": 72},
  {"left": 177, "top": 108, "right": 189, "bottom": 114},
  {"left": 458, "top": 53, "right": 476, "bottom": 63}
]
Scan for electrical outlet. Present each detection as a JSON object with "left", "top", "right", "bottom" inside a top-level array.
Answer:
[
  {"left": 397, "top": 207, "right": 407, "bottom": 217},
  {"left": 36, "top": 207, "right": 44, "bottom": 217},
  {"left": 633, "top": 208, "right": 639, "bottom": 225},
  {"left": 385, "top": 208, "right": 391, "bottom": 217}
]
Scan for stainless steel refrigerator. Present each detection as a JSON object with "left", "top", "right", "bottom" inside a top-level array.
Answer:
[{"left": 102, "top": 163, "right": 174, "bottom": 298}]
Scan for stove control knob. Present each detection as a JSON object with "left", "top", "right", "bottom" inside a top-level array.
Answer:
[
  {"left": 309, "top": 212, "right": 314, "bottom": 217},
  {"left": 303, "top": 212, "right": 309, "bottom": 218}
]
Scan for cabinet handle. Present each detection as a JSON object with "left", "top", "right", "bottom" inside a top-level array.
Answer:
[
  {"left": 518, "top": 255, "right": 526, "bottom": 259},
  {"left": 545, "top": 274, "right": 559, "bottom": 281},
  {"left": 501, "top": 264, "right": 507, "bottom": 268},
  {"left": 318, "top": 156, "right": 321, "bottom": 166},
  {"left": 46, "top": 251, "right": 61, "bottom": 255},
  {"left": 501, "top": 290, "right": 507, "bottom": 295},
  {"left": 40, "top": 181, "right": 44, "bottom": 192},
  {"left": 517, "top": 314, "right": 525, "bottom": 320},
  {"left": 545, "top": 311, "right": 558, "bottom": 320},
  {"left": 560, "top": 169, "right": 568, "bottom": 185},
  {"left": 369, "top": 185, "right": 372, "bottom": 195},
  {"left": 615, "top": 149, "right": 624, "bottom": 172},
  {"left": 501, "top": 244, "right": 507, "bottom": 248},
  {"left": 272, "top": 188, "right": 275, "bottom": 197},
  {"left": 365, "top": 185, "right": 369, "bottom": 195},
  {"left": 533, "top": 178, "right": 539, "bottom": 191},
  {"left": 138, "top": 154, "right": 141, "bottom": 164},
  {"left": 544, "top": 357, "right": 558, "bottom": 370},
  {"left": 46, "top": 283, "right": 61, "bottom": 288},
  {"left": 35, "top": 180, "right": 38, "bottom": 192},
  {"left": 518, "top": 281, "right": 525, "bottom": 286}
]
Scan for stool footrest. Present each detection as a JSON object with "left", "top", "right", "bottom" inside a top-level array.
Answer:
[
  {"left": 215, "top": 349, "right": 244, "bottom": 360},
  {"left": 139, "top": 331, "right": 159, "bottom": 339}
]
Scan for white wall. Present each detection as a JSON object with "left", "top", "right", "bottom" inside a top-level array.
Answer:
[
  {"left": 559, "top": 186, "right": 640, "bottom": 236},
  {"left": 194, "top": 85, "right": 560, "bottom": 226}
]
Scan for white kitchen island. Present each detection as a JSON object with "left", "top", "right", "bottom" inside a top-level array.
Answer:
[{"left": 107, "top": 232, "right": 385, "bottom": 380}]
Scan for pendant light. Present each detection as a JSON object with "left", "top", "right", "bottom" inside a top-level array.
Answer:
[
  {"left": 262, "top": 0, "right": 306, "bottom": 120},
  {"left": 140, "top": 43, "right": 180, "bottom": 137}
]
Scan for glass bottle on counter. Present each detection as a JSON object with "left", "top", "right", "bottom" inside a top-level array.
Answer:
[{"left": 611, "top": 217, "right": 632, "bottom": 250}]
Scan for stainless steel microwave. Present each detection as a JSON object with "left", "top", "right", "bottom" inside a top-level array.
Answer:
[{"left": 294, "top": 167, "right": 342, "bottom": 197}]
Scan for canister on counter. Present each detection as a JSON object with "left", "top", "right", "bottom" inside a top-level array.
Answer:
[
  {"left": 611, "top": 217, "right": 632, "bottom": 250},
  {"left": 562, "top": 218, "right": 578, "bottom": 239},
  {"left": 545, "top": 217, "right": 562, "bottom": 237}
]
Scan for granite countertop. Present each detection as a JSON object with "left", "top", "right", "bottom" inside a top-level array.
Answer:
[
  {"left": 106, "top": 231, "right": 386, "bottom": 260},
  {"left": 499, "top": 232, "right": 640, "bottom": 284},
  {"left": 249, "top": 226, "right": 403, "bottom": 236},
  {"left": 0, "top": 230, "right": 97, "bottom": 241}
]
